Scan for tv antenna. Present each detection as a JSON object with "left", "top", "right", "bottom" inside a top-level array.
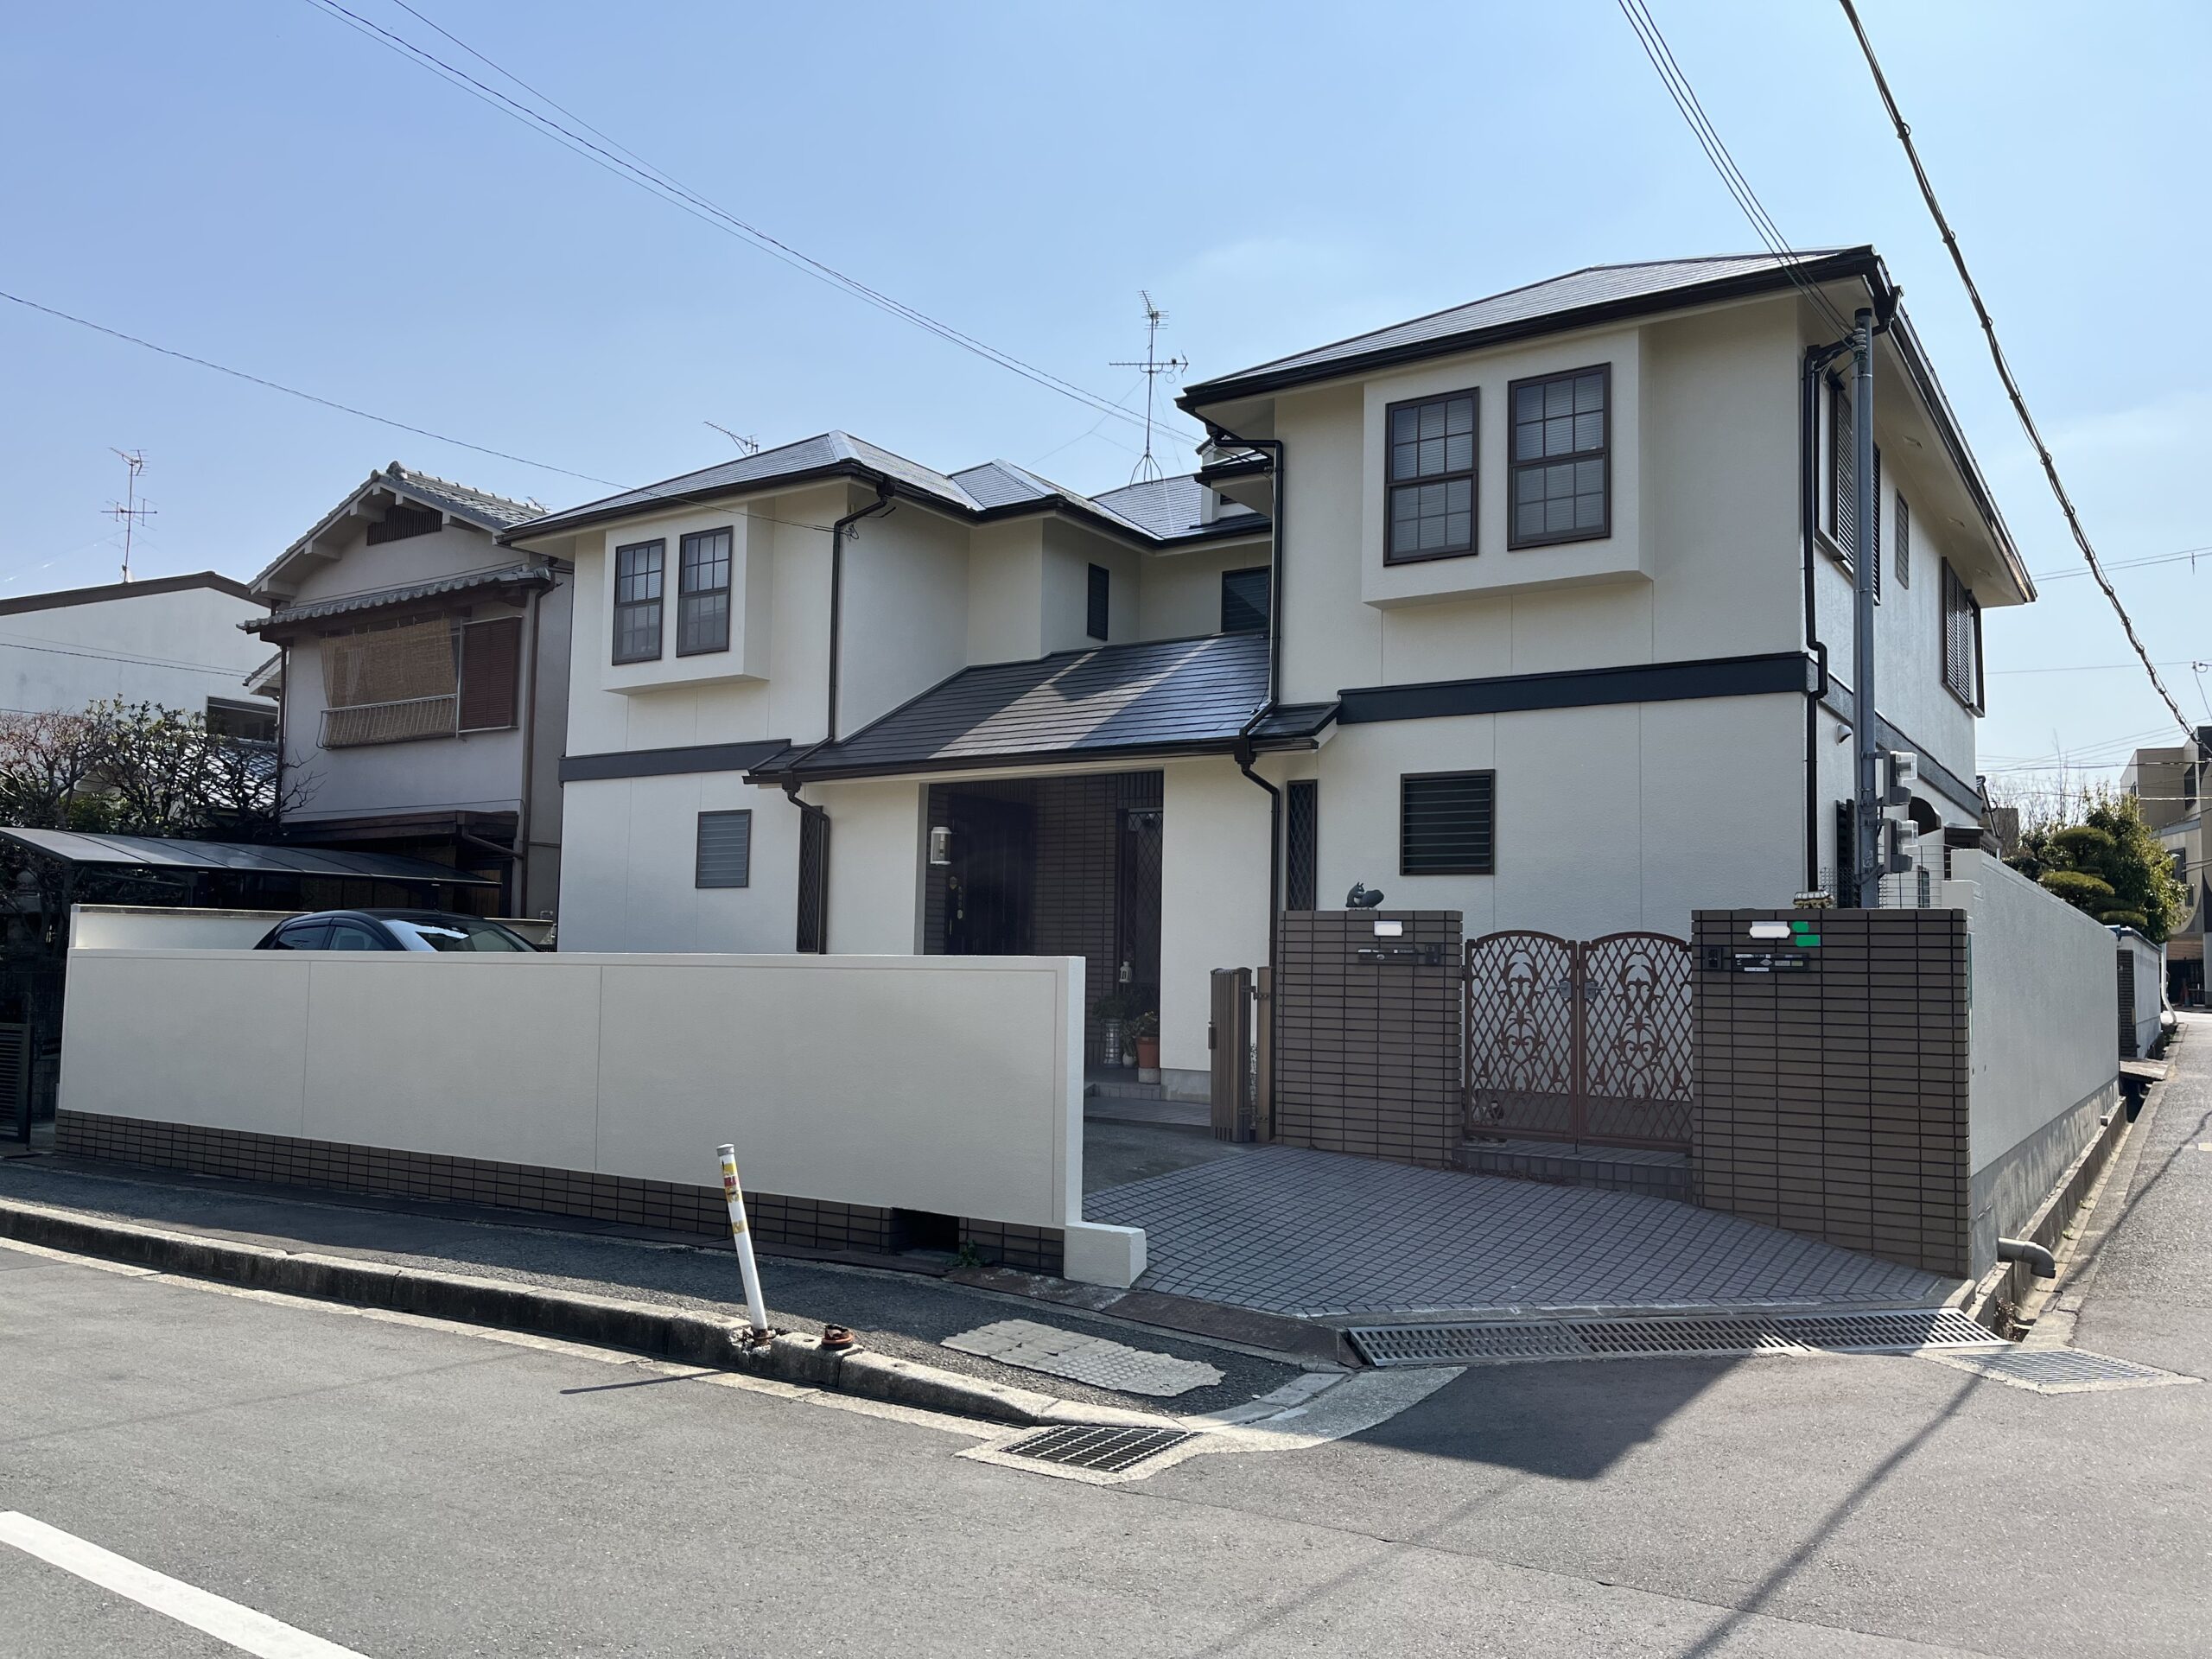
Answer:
[
  {"left": 1109, "top": 291, "right": 1186, "bottom": 484},
  {"left": 105, "top": 448, "right": 155, "bottom": 582},
  {"left": 704, "top": 422, "right": 760, "bottom": 455}
]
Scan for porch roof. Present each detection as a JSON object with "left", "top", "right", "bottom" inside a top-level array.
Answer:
[
  {"left": 0, "top": 827, "right": 497, "bottom": 886},
  {"left": 756, "top": 632, "right": 1335, "bottom": 783}
]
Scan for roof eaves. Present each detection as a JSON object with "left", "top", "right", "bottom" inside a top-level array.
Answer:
[{"left": 1179, "top": 248, "right": 1879, "bottom": 409}]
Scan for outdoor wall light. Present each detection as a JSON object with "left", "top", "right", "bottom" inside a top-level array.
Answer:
[{"left": 928, "top": 826, "right": 951, "bottom": 866}]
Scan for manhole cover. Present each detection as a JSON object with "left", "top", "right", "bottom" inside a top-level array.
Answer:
[
  {"left": 1923, "top": 1347, "right": 2199, "bottom": 1394},
  {"left": 1347, "top": 1307, "right": 2007, "bottom": 1368},
  {"left": 1001, "top": 1425, "right": 1194, "bottom": 1474},
  {"left": 942, "top": 1320, "right": 1224, "bottom": 1397}
]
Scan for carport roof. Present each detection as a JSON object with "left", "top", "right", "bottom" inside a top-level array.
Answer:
[
  {"left": 0, "top": 828, "right": 497, "bottom": 886},
  {"left": 755, "top": 632, "right": 1336, "bottom": 783}
]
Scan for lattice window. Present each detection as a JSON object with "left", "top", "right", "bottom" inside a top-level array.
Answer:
[
  {"left": 1387, "top": 390, "right": 1478, "bottom": 562},
  {"left": 613, "top": 539, "right": 664, "bottom": 664},
  {"left": 1285, "top": 779, "right": 1319, "bottom": 911},
  {"left": 677, "top": 529, "right": 732, "bottom": 657},
  {"left": 1510, "top": 366, "right": 1608, "bottom": 547}
]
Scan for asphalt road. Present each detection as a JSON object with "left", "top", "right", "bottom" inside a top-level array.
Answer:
[{"left": 4, "top": 1029, "right": 2208, "bottom": 1657}]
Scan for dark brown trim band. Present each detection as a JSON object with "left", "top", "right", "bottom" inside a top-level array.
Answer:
[
  {"left": 560, "top": 739, "right": 793, "bottom": 784},
  {"left": 1337, "top": 651, "right": 1817, "bottom": 725}
]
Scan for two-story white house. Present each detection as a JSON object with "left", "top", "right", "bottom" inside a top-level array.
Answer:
[
  {"left": 247, "top": 464, "right": 570, "bottom": 916},
  {"left": 510, "top": 248, "right": 2031, "bottom": 1099},
  {"left": 0, "top": 571, "right": 274, "bottom": 734}
]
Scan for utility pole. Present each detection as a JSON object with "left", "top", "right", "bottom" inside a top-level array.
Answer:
[
  {"left": 1109, "top": 291, "right": 1187, "bottom": 485},
  {"left": 1851, "top": 309, "right": 1880, "bottom": 906},
  {"left": 105, "top": 449, "right": 154, "bottom": 582}
]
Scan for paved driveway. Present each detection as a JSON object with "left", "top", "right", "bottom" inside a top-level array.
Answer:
[{"left": 1085, "top": 1144, "right": 1954, "bottom": 1319}]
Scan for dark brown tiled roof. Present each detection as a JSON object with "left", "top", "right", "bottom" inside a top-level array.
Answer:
[{"left": 770, "top": 632, "right": 1327, "bottom": 781}]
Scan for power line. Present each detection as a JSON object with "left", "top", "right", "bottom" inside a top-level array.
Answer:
[
  {"left": 1614, "top": 0, "right": 1857, "bottom": 339},
  {"left": 2029, "top": 543, "right": 2212, "bottom": 583},
  {"left": 0, "top": 287, "right": 859, "bottom": 538},
  {"left": 1837, "top": 0, "right": 2194, "bottom": 744},
  {"left": 298, "top": 0, "right": 1201, "bottom": 448},
  {"left": 1988, "top": 658, "right": 2200, "bottom": 677}
]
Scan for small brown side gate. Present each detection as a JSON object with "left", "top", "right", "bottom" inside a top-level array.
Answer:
[{"left": 1464, "top": 929, "right": 1694, "bottom": 1150}]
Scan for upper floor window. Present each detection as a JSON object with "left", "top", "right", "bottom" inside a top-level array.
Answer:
[
  {"left": 1894, "top": 492, "right": 1910, "bottom": 588},
  {"left": 1509, "top": 366, "right": 1609, "bottom": 547},
  {"left": 1941, "top": 560, "right": 1982, "bottom": 710},
  {"left": 677, "top": 529, "right": 733, "bottom": 656},
  {"left": 696, "top": 809, "right": 753, "bottom": 888},
  {"left": 1221, "top": 566, "right": 1270, "bottom": 634},
  {"left": 1086, "top": 563, "right": 1109, "bottom": 642},
  {"left": 1385, "top": 390, "right": 1477, "bottom": 563},
  {"left": 613, "top": 539, "right": 664, "bottom": 664},
  {"left": 204, "top": 696, "right": 276, "bottom": 744}
]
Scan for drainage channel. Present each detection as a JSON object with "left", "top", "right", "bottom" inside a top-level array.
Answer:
[{"left": 1346, "top": 1306, "right": 2003, "bottom": 1368}]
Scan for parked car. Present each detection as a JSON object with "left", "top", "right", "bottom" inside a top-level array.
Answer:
[{"left": 253, "top": 910, "right": 539, "bottom": 953}]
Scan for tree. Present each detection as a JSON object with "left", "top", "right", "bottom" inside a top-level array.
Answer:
[
  {"left": 2005, "top": 787, "right": 2187, "bottom": 940},
  {"left": 0, "top": 698, "right": 312, "bottom": 952}
]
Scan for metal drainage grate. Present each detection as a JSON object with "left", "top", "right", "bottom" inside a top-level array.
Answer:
[
  {"left": 1770, "top": 1307, "right": 1997, "bottom": 1353},
  {"left": 1002, "top": 1425, "right": 1195, "bottom": 1474},
  {"left": 1348, "top": 1307, "right": 2007, "bottom": 1368},
  {"left": 1927, "top": 1347, "right": 2196, "bottom": 1393}
]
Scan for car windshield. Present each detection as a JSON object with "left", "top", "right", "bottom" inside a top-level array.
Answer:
[{"left": 382, "top": 917, "right": 534, "bottom": 953}]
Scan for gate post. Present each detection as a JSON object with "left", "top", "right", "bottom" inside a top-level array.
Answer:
[
  {"left": 1208, "top": 968, "right": 1253, "bottom": 1142},
  {"left": 1253, "top": 965, "right": 1273, "bottom": 1142}
]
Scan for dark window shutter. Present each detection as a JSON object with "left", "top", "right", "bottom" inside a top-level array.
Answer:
[
  {"left": 1872, "top": 447, "right": 1883, "bottom": 601},
  {"left": 1836, "top": 799, "right": 1857, "bottom": 905},
  {"left": 366, "top": 505, "right": 441, "bottom": 545},
  {"left": 1896, "top": 493, "right": 1910, "bottom": 588},
  {"left": 796, "top": 807, "right": 830, "bottom": 951},
  {"left": 1086, "top": 563, "right": 1109, "bottom": 642},
  {"left": 696, "top": 810, "right": 752, "bottom": 888},
  {"left": 1400, "top": 771, "right": 1495, "bottom": 875},
  {"left": 1221, "top": 567, "right": 1271, "bottom": 633},
  {"left": 1830, "top": 383, "right": 1856, "bottom": 555},
  {"left": 1286, "top": 780, "right": 1319, "bottom": 911},
  {"left": 458, "top": 616, "right": 522, "bottom": 731}
]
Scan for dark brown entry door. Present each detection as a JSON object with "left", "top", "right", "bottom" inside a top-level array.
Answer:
[
  {"left": 1116, "top": 806, "right": 1163, "bottom": 1013},
  {"left": 942, "top": 793, "right": 1035, "bottom": 956}
]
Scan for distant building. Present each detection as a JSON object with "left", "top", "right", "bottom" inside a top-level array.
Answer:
[
  {"left": 245, "top": 464, "right": 569, "bottom": 918},
  {"left": 0, "top": 572, "right": 274, "bottom": 735},
  {"left": 2123, "top": 728, "right": 2207, "bottom": 1006}
]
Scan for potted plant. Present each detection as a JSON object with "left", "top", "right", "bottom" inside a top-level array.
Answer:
[
  {"left": 1128, "top": 1010, "right": 1160, "bottom": 1083},
  {"left": 1090, "top": 991, "right": 1134, "bottom": 1069}
]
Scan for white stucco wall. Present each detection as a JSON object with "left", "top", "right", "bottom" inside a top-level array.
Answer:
[
  {"left": 1136, "top": 537, "right": 1271, "bottom": 642},
  {"left": 1299, "top": 691, "right": 1804, "bottom": 943},
  {"left": 0, "top": 581, "right": 272, "bottom": 721},
  {"left": 60, "top": 936, "right": 1141, "bottom": 1286},
  {"left": 1158, "top": 759, "right": 1272, "bottom": 1077},
  {"left": 817, "top": 778, "right": 925, "bottom": 954},
  {"left": 557, "top": 774, "right": 803, "bottom": 953}
]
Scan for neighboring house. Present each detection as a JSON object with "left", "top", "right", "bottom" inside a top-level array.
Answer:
[
  {"left": 2123, "top": 728, "right": 2207, "bottom": 1005},
  {"left": 508, "top": 246, "right": 2031, "bottom": 1098},
  {"left": 0, "top": 572, "right": 275, "bottom": 734},
  {"left": 245, "top": 464, "right": 570, "bottom": 917}
]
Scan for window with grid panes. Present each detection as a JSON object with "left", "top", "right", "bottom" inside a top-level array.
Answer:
[
  {"left": 677, "top": 528, "right": 732, "bottom": 656},
  {"left": 613, "top": 539, "right": 664, "bottom": 664},
  {"left": 1510, "top": 366, "right": 1610, "bottom": 545},
  {"left": 1385, "top": 390, "right": 1477, "bottom": 562}
]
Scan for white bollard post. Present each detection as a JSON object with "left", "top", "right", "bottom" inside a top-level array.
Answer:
[{"left": 715, "top": 1143, "right": 772, "bottom": 1341}]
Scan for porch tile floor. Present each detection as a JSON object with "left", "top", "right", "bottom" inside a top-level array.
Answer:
[{"left": 1084, "top": 1145, "right": 1955, "bottom": 1320}]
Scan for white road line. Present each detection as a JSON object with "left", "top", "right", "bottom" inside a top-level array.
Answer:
[{"left": 0, "top": 1511, "right": 370, "bottom": 1658}]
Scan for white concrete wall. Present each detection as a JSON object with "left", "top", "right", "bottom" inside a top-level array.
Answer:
[
  {"left": 817, "top": 779, "right": 925, "bottom": 954},
  {"left": 69, "top": 906, "right": 296, "bottom": 950},
  {"left": 60, "top": 937, "right": 1141, "bottom": 1286},
  {"left": 1954, "top": 850, "right": 2120, "bottom": 1267},
  {"left": 2117, "top": 930, "right": 2164, "bottom": 1056},
  {"left": 0, "top": 582, "right": 273, "bottom": 721}
]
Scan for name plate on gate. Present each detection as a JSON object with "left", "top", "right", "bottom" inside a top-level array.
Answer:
[{"left": 1702, "top": 947, "right": 1815, "bottom": 974}]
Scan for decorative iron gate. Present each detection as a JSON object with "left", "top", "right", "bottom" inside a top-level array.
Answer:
[{"left": 1465, "top": 930, "right": 1693, "bottom": 1150}]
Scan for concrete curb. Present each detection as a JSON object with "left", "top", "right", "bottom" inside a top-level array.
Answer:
[{"left": 0, "top": 1196, "right": 1171, "bottom": 1432}]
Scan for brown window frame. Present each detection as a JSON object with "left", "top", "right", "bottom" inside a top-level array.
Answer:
[
  {"left": 1382, "top": 387, "right": 1479, "bottom": 565},
  {"left": 677, "top": 528, "right": 734, "bottom": 658},
  {"left": 1507, "top": 364, "right": 1611, "bottom": 550},
  {"left": 1941, "top": 559, "right": 1984, "bottom": 712},
  {"left": 613, "top": 538, "right": 665, "bottom": 664},
  {"left": 1399, "top": 768, "right": 1497, "bottom": 877}
]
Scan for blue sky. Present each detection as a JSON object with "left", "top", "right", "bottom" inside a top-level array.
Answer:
[{"left": 4, "top": 2, "right": 2206, "bottom": 785}]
